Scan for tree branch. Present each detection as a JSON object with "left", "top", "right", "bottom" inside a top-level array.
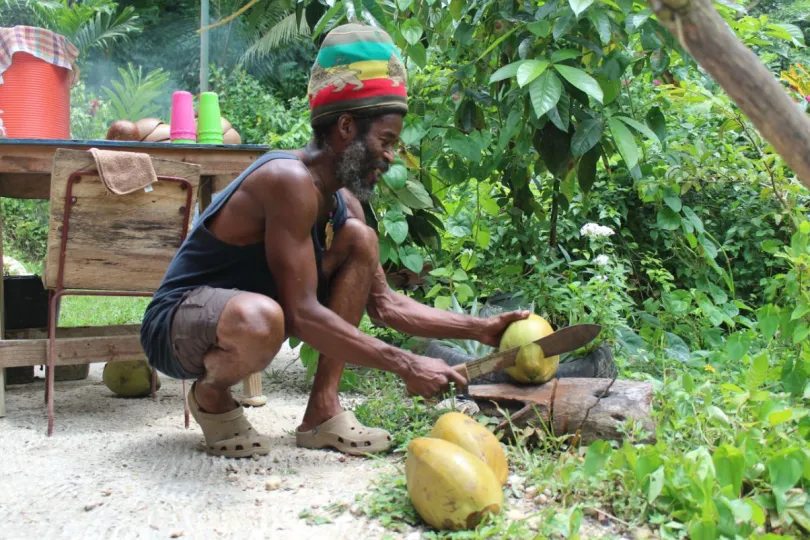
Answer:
[{"left": 646, "top": 0, "right": 810, "bottom": 189}]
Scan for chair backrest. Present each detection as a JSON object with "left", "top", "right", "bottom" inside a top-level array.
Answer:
[{"left": 43, "top": 148, "right": 201, "bottom": 293}]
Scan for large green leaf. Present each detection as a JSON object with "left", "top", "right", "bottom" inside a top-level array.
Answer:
[
  {"left": 546, "top": 92, "right": 570, "bottom": 132},
  {"left": 446, "top": 131, "right": 481, "bottom": 162},
  {"left": 401, "top": 18, "right": 423, "bottom": 45},
  {"left": 398, "top": 245, "right": 424, "bottom": 274},
  {"left": 645, "top": 106, "right": 667, "bottom": 144},
  {"left": 587, "top": 9, "right": 612, "bottom": 44},
  {"left": 713, "top": 445, "right": 744, "bottom": 497},
  {"left": 607, "top": 117, "right": 639, "bottom": 169},
  {"left": 553, "top": 65, "right": 603, "bottom": 103},
  {"left": 382, "top": 163, "right": 408, "bottom": 190},
  {"left": 517, "top": 59, "right": 550, "bottom": 87},
  {"left": 489, "top": 60, "right": 526, "bottom": 83},
  {"left": 396, "top": 180, "right": 433, "bottom": 209},
  {"left": 383, "top": 211, "right": 408, "bottom": 244},
  {"left": 577, "top": 145, "right": 600, "bottom": 193},
  {"left": 571, "top": 118, "right": 603, "bottom": 156},
  {"left": 408, "top": 42, "right": 426, "bottom": 69},
  {"left": 529, "top": 71, "right": 562, "bottom": 119},
  {"left": 550, "top": 49, "right": 581, "bottom": 63},
  {"left": 616, "top": 115, "right": 660, "bottom": 143},
  {"left": 569, "top": 0, "right": 595, "bottom": 16},
  {"left": 553, "top": 9, "right": 576, "bottom": 40},
  {"left": 656, "top": 207, "right": 681, "bottom": 230}
]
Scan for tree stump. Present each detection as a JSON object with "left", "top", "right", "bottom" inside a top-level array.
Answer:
[{"left": 469, "top": 378, "right": 656, "bottom": 445}]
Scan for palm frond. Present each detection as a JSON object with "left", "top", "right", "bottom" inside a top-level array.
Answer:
[
  {"left": 239, "top": 10, "right": 310, "bottom": 66},
  {"left": 71, "top": 6, "right": 141, "bottom": 55}
]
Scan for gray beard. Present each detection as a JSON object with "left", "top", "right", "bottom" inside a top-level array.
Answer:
[{"left": 335, "top": 138, "right": 376, "bottom": 202}]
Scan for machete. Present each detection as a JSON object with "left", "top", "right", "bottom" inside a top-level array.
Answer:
[{"left": 451, "top": 323, "right": 602, "bottom": 382}]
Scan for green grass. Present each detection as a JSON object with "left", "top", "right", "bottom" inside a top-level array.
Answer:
[{"left": 57, "top": 296, "right": 150, "bottom": 327}]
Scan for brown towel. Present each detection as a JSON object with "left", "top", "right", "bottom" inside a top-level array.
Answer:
[{"left": 88, "top": 148, "right": 157, "bottom": 195}]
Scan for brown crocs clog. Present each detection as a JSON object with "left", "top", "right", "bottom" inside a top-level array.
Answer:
[
  {"left": 188, "top": 384, "right": 271, "bottom": 458},
  {"left": 296, "top": 411, "right": 392, "bottom": 456}
]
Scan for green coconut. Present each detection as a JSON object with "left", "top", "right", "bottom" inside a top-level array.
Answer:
[{"left": 102, "top": 360, "right": 160, "bottom": 398}]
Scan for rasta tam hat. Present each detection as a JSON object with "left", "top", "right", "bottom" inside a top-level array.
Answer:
[{"left": 308, "top": 23, "right": 408, "bottom": 127}]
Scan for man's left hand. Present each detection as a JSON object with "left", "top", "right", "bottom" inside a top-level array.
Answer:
[{"left": 478, "top": 310, "right": 531, "bottom": 347}]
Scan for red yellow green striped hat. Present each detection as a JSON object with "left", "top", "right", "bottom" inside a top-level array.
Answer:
[{"left": 308, "top": 23, "right": 408, "bottom": 127}]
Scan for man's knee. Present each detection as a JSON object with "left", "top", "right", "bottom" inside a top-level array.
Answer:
[
  {"left": 340, "top": 218, "right": 379, "bottom": 263},
  {"left": 222, "top": 294, "right": 285, "bottom": 357}
]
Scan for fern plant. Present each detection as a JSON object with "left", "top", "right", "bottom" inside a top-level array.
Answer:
[{"left": 102, "top": 63, "right": 170, "bottom": 121}]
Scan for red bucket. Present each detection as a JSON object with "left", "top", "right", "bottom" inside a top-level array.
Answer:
[{"left": 0, "top": 51, "right": 72, "bottom": 139}]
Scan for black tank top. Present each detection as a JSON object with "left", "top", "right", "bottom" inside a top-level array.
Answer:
[{"left": 140, "top": 151, "right": 348, "bottom": 374}]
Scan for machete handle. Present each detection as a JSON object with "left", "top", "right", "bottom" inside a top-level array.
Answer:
[{"left": 452, "top": 363, "right": 470, "bottom": 383}]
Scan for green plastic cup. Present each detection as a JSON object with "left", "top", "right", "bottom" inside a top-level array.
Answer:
[{"left": 197, "top": 92, "right": 224, "bottom": 145}]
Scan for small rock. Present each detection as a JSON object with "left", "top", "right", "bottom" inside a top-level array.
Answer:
[
  {"left": 255, "top": 499, "right": 263, "bottom": 506},
  {"left": 101, "top": 489, "right": 112, "bottom": 497},
  {"left": 506, "top": 509, "right": 525, "bottom": 521},
  {"left": 150, "top": 524, "right": 159, "bottom": 531},
  {"left": 635, "top": 526, "right": 654, "bottom": 539},
  {"left": 170, "top": 531, "right": 184, "bottom": 538},
  {"left": 527, "top": 517, "right": 541, "bottom": 531},
  {"left": 524, "top": 486, "right": 538, "bottom": 499},
  {"left": 535, "top": 494, "right": 549, "bottom": 504},
  {"left": 350, "top": 504, "right": 363, "bottom": 516},
  {"left": 252, "top": 453, "right": 261, "bottom": 461},
  {"left": 227, "top": 473, "right": 239, "bottom": 483},
  {"left": 265, "top": 476, "right": 282, "bottom": 491},
  {"left": 84, "top": 502, "right": 102, "bottom": 512},
  {"left": 435, "top": 398, "right": 480, "bottom": 416},
  {"left": 338, "top": 456, "right": 346, "bottom": 463}
]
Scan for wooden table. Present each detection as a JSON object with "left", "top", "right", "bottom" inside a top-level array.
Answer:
[{"left": 0, "top": 138, "right": 272, "bottom": 417}]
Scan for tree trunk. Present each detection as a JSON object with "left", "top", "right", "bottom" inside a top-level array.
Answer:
[
  {"left": 645, "top": 0, "right": 810, "bottom": 188},
  {"left": 470, "top": 379, "right": 656, "bottom": 445}
]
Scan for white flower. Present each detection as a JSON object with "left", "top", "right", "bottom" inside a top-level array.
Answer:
[
  {"left": 594, "top": 254, "right": 610, "bottom": 266},
  {"left": 580, "top": 223, "right": 615, "bottom": 238}
]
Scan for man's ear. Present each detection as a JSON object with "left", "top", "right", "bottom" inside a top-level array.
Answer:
[{"left": 336, "top": 114, "right": 356, "bottom": 142}]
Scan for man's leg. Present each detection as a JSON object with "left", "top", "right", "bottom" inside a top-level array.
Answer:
[
  {"left": 191, "top": 292, "right": 285, "bottom": 414},
  {"left": 171, "top": 287, "right": 285, "bottom": 457},
  {"left": 299, "top": 218, "right": 377, "bottom": 431}
]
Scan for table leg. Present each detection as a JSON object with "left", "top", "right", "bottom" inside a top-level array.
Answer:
[
  {"left": 242, "top": 372, "right": 267, "bottom": 407},
  {"left": 198, "top": 175, "right": 266, "bottom": 407}
]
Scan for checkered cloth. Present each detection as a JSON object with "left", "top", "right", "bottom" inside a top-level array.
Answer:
[{"left": 0, "top": 26, "right": 79, "bottom": 84}]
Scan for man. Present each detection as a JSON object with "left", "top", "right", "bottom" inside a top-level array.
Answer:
[{"left": 140, "top": 23, "right": 528, "bottom": 458}]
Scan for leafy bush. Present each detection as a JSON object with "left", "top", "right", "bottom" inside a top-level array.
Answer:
[{"left": 210, "top": 66, "right": 311, "bottom": 147}]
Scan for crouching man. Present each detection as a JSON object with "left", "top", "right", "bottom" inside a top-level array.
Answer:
[{"left": 140, "top": 22, "right": 528, "bottom": 458}]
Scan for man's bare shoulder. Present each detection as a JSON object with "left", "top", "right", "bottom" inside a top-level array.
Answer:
[
  {"left": 245, "top": 156, "right": 316, "bottom": 200},
  {"left": 339, "top": 188, "right": 367, "bottom": 222}
]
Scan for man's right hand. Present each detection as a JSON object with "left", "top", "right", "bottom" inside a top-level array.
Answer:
[{"left": 402, "top": 355, "right": 469, "bottom": 399}]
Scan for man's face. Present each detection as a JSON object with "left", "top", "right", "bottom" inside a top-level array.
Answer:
[{"left": 335, "top": 114, "right": 403, "bottom": 202}]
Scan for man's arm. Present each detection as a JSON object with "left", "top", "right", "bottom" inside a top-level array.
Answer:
[
  {"left": 339, "top": 192, "right": 527, "bottom": 347},
  {"left": 259, "top": 164, "right": 466, "bottom": 396}
]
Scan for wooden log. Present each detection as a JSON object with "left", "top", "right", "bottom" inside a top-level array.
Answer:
[
  {"left": 469, "top": 378, "right": 656, "bottom": 445},
  {"left": 644, "top": 0, "right": 810, "bottom": 188}
]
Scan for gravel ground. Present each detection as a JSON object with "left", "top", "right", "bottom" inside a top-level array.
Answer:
[{"left": 0, "top": 343, "right": 631, "bottom": 540}]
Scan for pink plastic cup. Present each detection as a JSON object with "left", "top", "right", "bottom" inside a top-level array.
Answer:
[{"left": 170, "top": 90, "right": 196, "bottom": 143}]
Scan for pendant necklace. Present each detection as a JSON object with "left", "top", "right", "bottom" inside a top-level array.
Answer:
[{"left": 305, "top": 144, "right": 334, "bottom": 251}]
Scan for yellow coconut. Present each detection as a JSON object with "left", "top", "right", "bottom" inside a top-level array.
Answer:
[
  {"left": 429, "top": 412, "right": 508, "bottom": 485},
  {"left": 405, "top": 437, "right": 504, "bottom": 531},
  {"left": 102, "top": 360, "right": 160, "bottom": 398},
  {"left": 500, "top": 314, "right": 559, "bottom": 384}
]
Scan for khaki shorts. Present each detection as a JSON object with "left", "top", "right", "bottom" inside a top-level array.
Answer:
[{"left": 170, "top": 286, "right": 242, "bottom": 378}]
